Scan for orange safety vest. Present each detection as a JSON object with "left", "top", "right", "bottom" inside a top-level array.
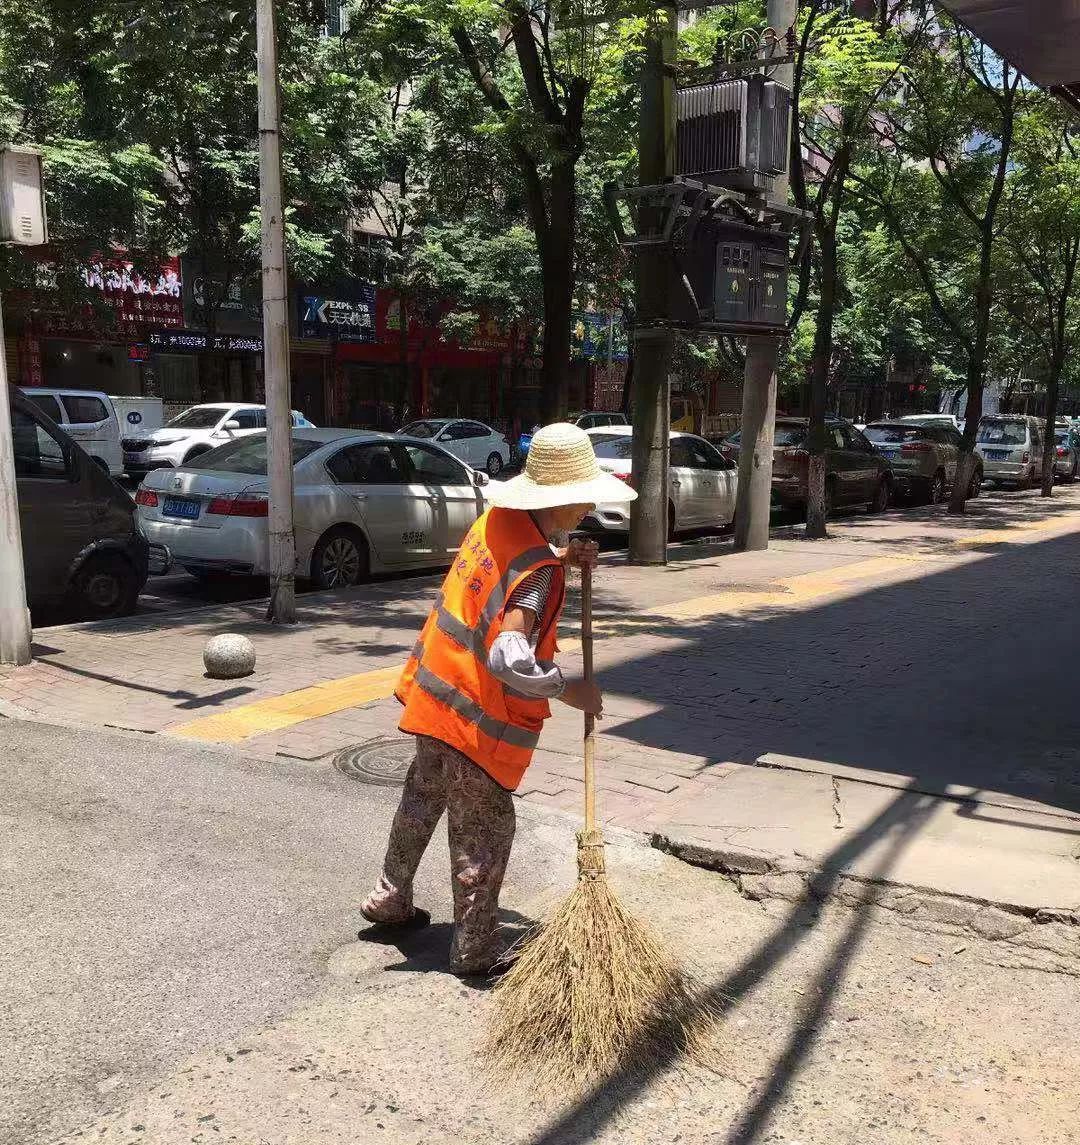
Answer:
[{"left": 396, "top": 507, "right": 566, "bottom": 791}]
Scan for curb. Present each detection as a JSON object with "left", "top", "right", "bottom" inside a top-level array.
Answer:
[{"left": 651, "top": 832, "right": 1080, "bottom": 964}]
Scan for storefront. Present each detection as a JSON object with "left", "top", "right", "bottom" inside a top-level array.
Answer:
[{"left": 6, "top": 254, "right": 185, "bottom": 398}]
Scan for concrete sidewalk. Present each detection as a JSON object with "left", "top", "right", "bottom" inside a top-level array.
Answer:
[{"left": 5, "top": 486, "right": 1080, "bottom": 927}]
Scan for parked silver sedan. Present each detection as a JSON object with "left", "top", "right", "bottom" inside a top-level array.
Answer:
[
  {"left": 1053, "top": 424, "right": 1080, "bottom": 481},
  {"left": 135, "top": 429, "right": 488, "bottom": 587}
]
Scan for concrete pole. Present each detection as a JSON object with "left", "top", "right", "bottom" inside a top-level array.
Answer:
[
  {"left": 0, "top": 299, "right": 33, "bottom": 666},
  {"left": 628, "top": 3, "right": 677, "bottom": 566},
  {"left": 733, "top": 0, "right": 797, "bottom": 552},
  {"left": 256, "top": 0, "right": 297, "bottom": 623}
]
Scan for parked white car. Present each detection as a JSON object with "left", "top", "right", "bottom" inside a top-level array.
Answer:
[
  {"left": 583, "top": 426, "right": 738, "bottom": 537},
  {"left": 398, "top": 418, "right": 510, "bottom": 477},
  {"left": 135, "top": 429, "right": 487, "bottom": 585},
  {"left": 122, "top": 402, "right": 312, "bottom": 477},
  {"left": 21, "top": 388, "right": 123, "bottom": 476}
]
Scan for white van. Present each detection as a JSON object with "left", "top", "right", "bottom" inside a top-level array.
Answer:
[
  {"left": 110, "top": 395, "right": 164, "bottom": 437},
  {"left": 21, "top": 388, "right": 123, "bottom": 477}
]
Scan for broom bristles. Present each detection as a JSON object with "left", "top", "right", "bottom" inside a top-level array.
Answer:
[{"left": 483, "top": 833, "right": 721, "bottom": 1094}]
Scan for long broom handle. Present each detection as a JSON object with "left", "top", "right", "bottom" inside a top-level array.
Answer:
[{"left": 581, "top": 562, "right": 596, "bottom": 833}]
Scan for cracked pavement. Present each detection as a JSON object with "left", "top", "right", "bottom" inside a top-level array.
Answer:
[{"left": 3, "top": 719, "right": 1080, "bottom": 1145}]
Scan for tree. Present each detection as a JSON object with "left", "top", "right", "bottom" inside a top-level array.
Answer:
[
  {"left": 791, "top": 4, "right": 910, "bottom": 536},
  {"left": 0, "top": 0, "right": 386, "bottom": 394},
  {"left": 999, "top": 100, "right": 1080, "bottom": 496},
  {"left": 853, "top": 14, "right": 1021, "bottom": 513},
  {"left": 449, "top": 1, "right": 607, "bottom": 418}
]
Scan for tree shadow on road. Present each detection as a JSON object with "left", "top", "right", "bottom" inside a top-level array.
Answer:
[{"left": 525, "top": 784, "right": 935, "bottom": 1145}]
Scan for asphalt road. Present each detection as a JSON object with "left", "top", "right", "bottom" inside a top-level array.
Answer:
[{"left": 4, "top": 718, "right": 1080, "bottom": 1145}]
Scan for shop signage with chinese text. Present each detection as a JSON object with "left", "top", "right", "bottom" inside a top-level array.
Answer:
[
  {"left": 299, "top": 285, "right": 376, "bottom": 342},
  {"left": 148, "top": 329, "right": 263, "bottom": 354}
]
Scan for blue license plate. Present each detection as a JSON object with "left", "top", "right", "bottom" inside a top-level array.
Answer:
[
  {"left": 162, "top": 496, "right": 201, "bottom": 520},
  {"left": 985, "top": 450, "right": 1008, "bottom": 461}
]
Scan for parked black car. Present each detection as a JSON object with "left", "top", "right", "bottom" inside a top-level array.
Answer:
[
  {"left": 723, "top": 417, "right": 893, "bottom": 514},
  {"left": 11, "top": 387, "right": 150, "bottom": 619}
]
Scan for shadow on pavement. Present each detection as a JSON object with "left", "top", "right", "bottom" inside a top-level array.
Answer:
[
  {"left": 592, "top": 528, "right": 1080, "bottom": 818},
  {"left": 526, "top": 784, "right": 935, "bottom": 1145}
]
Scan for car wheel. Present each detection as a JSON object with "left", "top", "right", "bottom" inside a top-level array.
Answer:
[
  {"left": 311, "top": 526, "right": 369, "bottom": 589},
  {"left": 967, "top": 468, "right": 982, "bottom": 499},
  {"left": 70, "top": 553, "right": 141, "bottom": 620},
  {"left": 486, "top": 451, "right": 504, "bottom": 477},
  {"left": 184, "top": 445, "right": 212, "bottom": 466},
  {"left": 867, "top": 477, "right": 890, "bottom": 515},
  {"left": 667, "top": 501, "right": 677, "bottom": 542},
  {"left": 1068, "top": 459, "right": 1078, "bottom": 484},
  {"left": 823, "top": 478, "right": 836, "bottom": 518},
  {"left": 927, "top": 470, "right": 946, "bottom": 505}
]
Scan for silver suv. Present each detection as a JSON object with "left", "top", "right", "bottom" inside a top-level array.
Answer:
[
  {"left": 975, "top": 416, "right": 1043, "bottom": 489},
  {"left": 864, "top": 420, "right": 978, "bottom": 503}
]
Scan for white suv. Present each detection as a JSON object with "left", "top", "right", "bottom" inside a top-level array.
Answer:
[{"left": 122, "top": 402, "right": 313, "bottom": 476}]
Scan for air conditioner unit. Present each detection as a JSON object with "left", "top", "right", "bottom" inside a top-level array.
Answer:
[
  {"left": 676, "top": 75, "right": 791, "bottom": 194},
  {"left": 0, "top": 146, "right": 48, "bottom": 246}
]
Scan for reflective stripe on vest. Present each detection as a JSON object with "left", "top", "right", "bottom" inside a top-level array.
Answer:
[{"left": 412, "top": 664, "right": 540, "bottom": 750}]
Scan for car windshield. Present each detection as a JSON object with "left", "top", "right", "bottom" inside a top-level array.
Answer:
[
  {"left": 589, "top": 434, "right": 634, "bottom": 460},
  {"left": 166, "top": 406, "right": 226, "bottom": 430},
  {"left": 977, "top": 420, "right": 1027, "bottom": 446},
  {"left": 400, "top": 420, "right": 442, "bottom": 439},
  {"left": 774, "top": 424, "right": 808, "bottom": 447},
  {"left": 865, "top": 425, "right": 926, "bottom": 444},
  {"left": 192, "top": 435, "right": 325, "bottom": 474}
]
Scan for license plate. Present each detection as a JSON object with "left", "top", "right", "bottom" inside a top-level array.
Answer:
[
  {"left": 123, "top": 452, "right": 143, "bottom": 461},
  {"left": 162, "top": 496, "right": 201, "bottom": 520},
  {"left": 985, "top": 450, "right": 1008, "bottom": 461}
]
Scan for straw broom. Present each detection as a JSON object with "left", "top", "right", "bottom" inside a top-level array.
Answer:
[{"left": 484, "top": 563, "right": 719, "bottom": 1093}]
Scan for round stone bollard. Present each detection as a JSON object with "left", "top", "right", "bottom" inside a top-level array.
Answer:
[{"left": 203, "top": 633, "right": 256, "bottom": 680}]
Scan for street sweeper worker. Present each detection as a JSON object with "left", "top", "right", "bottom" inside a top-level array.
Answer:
[{"left": 359, "top": 422, "right": 638, "bottom": 976}]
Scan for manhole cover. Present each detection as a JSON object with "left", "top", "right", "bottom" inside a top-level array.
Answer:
[{"left": 333, "top": 737, "right": 415, "bottom": 786}]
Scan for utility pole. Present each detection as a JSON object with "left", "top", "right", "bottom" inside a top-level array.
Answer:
[
  {"left": 733, "top": 0, "right": 797, "bottom": 552},
  {"left": 0, "top": 145, "right": 48, "bottom": 666},
  {"left": 256, "top": 0, "right": 297, "bottom": 623},
  {"left": 0, "top": 297, "right": 32, "bottom": 666},
  {"left": 628, "top": 2, "right": 677, "bottom": 565}
]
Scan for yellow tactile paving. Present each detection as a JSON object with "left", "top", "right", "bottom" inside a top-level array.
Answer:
[
  {"left": 170, "top": 666, "right": 402, "bottom": 744},
  {"left": 166, "top": 513, "right": 1080, "bottom": 746}
]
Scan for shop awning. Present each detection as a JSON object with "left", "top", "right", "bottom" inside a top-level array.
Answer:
[{"left": 936, "top": 0, "right": 1080, "bottom": 114}]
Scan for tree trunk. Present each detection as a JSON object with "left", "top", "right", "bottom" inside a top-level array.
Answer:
[
  {"left": 949, "top": 367, "right": 985, "bottom": 514},
  {"left": 805, "top": 154, "right": 846, "bottom": 540},
  {"left": 620, "top": 344, "right": 634, "bottom": 416},
  {"left": 396, "top": 295, "right": 410, "bottom": 424},
  {"left": 1041, "top": 359, "right": 1062, "bottom": 497},
  {"left": 538, "top": 161, "right": 576, "bottom": 422}
]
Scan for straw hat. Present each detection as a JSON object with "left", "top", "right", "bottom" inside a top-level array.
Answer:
[{"left": 484, "top": 422, "right": 638, "bottom": 511}]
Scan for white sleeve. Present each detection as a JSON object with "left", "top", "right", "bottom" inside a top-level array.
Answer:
[{"left": 488, "top": 630, "right": 566, "bottom": 699}]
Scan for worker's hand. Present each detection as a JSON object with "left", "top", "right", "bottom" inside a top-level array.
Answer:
[
  {"left": 561, "top": 678, "right": 603, "bottom": 717},
  {"left": 562, "top": 537, "right": 599, "bottom": 570}
]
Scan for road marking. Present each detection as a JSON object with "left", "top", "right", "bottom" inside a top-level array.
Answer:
[
  {"left": 166, "top": 514, "right": 1080, "bottom": 746},
  {"left": 170, "top": 666, "right": 401, "bottom": 744}
]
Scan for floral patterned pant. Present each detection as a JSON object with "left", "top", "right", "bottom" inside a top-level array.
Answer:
[{"left": 362, "top": 735, "right": 516, "bottom": 975}]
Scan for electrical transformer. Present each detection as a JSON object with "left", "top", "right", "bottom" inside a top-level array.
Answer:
[
  {"left": 670, "top": 217, "right": 790, "bottom": 335},
  {"left": 676, "top": 75, "right": 791, "bottom": 194}
]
